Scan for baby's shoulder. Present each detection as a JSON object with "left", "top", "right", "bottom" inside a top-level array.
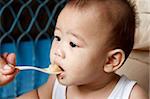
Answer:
[{"left": 130, "top": 84, "right": 148, "bottom": 99}]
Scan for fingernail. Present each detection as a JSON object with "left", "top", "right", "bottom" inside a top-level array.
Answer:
[{"left": 3, "top": 64, "right": 11, "bottom": 70}]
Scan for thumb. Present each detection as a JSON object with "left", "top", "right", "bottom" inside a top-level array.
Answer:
[{"left": 6, "top": 53, "right": 16, "bottom": 66}]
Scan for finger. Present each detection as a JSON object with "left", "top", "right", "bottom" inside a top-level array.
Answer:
[
  {"left": 6, "top": 53, "right": 16, "bottom": 66},
  {"left": 6, "top": 68, "right": 20, "bottom": 75},
  {"left": 5, "top": 69, "right": 19, "bottom": 80},
  {"left": 0, "top": 64, "right": 17, "bottom": 75},
  {"left": 2, "top": 52, "right": 9, "bottom": 59},
  {"left": 0, "top": 70, "right": 18, "bottom": 86},
  {"left": 0, "top": 57, "right": 7, "bottom": 68}
]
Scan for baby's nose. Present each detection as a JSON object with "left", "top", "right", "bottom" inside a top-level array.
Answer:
[{"left": 54, "top": 49, "right": 65, "bottom": 59}]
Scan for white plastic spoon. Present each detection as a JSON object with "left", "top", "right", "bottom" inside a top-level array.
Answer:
[{"left": 8, "top": 64, "right": 63, "bottom": 75}]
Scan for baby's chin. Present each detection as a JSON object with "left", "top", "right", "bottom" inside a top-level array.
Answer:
[
  {"left": 57, "top": 77, "right": 70, "bottom": 86},
  {"left": 57, "top": 76, "right": 83, "bottom": 86}
]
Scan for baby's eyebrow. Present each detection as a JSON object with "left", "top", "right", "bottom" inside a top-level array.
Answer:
[
  {"left": 55, "top": 26, "right": 87, "bottom": 45},
  {"left": 67, "top": 32, "right": 86, "bottom": 44},
  {"left": 55, "top": 27, "right": 61, "bottom": 32}
]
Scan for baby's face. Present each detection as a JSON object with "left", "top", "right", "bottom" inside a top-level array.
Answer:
[{"left": 50, "top": 4, "right": 113, "bottom": 85}]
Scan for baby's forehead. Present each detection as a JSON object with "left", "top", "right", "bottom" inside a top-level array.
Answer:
[
  {"left": 56, "top": 1, "right": 118, "bottom": 37},
  {"left": 60, "top": 5, "right": 112, "bottom": 30},
  {"left": 66, "top": 0, "right": 127, "bottom": 27},
  {"left": 68, "top": 2, "right": 115, "bottom": 23},
  {"left": 67, "top": 1, "right": 120, "bottom": 29},
  {"left": 57, "top": 4, "right": 113, "bottom": 43}
]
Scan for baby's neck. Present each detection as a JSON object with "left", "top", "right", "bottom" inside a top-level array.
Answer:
[{"left": 67, "top": 74, "right": 120, "bottom": 99}]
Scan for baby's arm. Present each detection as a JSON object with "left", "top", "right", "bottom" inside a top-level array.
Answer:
[
  {"left": 17, "top": 75, "right": 56, "bottom": 99},
  {"left": 130, "top": 84, "right": 148, "bottom": 99}
]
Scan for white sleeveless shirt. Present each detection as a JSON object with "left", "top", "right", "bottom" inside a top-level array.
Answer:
[{"left": 52, "top": 75, "right": 136, "bottom": 99}]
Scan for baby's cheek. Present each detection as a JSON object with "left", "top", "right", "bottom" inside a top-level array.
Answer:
[{"left": 49, "top": 49, "right": 54, "bottom": 62}]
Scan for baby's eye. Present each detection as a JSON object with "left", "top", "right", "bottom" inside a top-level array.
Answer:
[
  {"left": 69, "top": 42, "right": 78, "bottom": 48},
  {"left": 54, "top": 36, "right": 61, "bottom": 41}
]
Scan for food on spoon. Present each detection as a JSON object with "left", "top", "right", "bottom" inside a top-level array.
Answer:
[{"left": 50, "top": 64, "right": 63, "bottom": 74}]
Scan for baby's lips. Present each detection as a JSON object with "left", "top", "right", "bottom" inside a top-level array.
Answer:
[{"left": 50, "top": 64, "right": 63, "bottom": 74}]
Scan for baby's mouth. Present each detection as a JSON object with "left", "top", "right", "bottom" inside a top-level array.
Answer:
[
  {"left": 50, "top": 64, "right": 64, "bottom": 74},
  {"left": 58, "top": 65, "right": 64, "bottom": 71}
]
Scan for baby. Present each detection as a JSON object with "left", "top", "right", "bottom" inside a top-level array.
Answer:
[{"left": 0, "top": 0, "right": 148, "bottom": 99}]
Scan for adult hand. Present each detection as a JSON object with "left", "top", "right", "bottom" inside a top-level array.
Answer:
[{"left": 0, "top": 53, "right": 19, "bottom": 86}]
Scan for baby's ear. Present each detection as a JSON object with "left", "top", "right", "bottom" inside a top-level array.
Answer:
[{"left": 104, "top": 49, "right": 125, "bottom": 73}]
